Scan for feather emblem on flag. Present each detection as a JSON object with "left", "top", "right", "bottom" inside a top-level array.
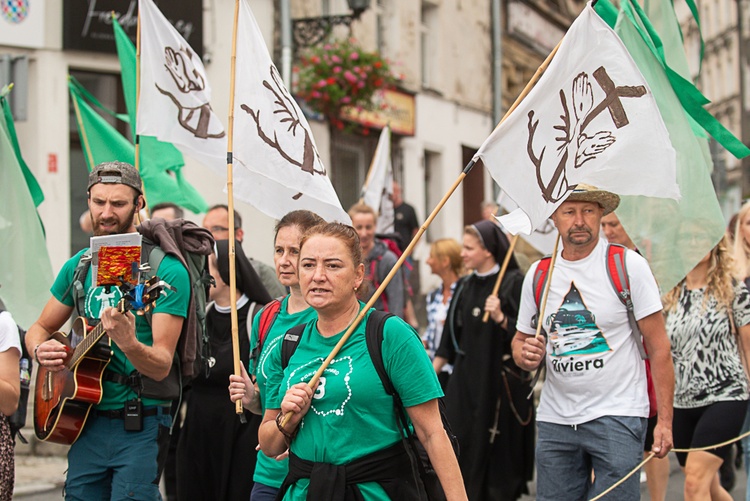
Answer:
[{"left": 231, "top": 0, "right": 348, "bottom": 223}]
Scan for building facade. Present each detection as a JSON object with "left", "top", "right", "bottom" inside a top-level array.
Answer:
[{"left": 0, "top": 0, "right": 580, "bottom": 294}]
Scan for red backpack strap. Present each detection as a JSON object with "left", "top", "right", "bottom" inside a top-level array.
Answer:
[
  {"left": 532, "top": 256, "right": 553, "bottom": 309},
  {"left": 605, "top": 244, "right": 648, "bottom": 360},
  {"left": 258, "top": 299, "right": 283, "bottom": 345},
  {"left": 368, "top": 257, "right": 389, "bottom": 312},
  {"left": 606, "top": 244, "right": 630, "bottom": 304}
]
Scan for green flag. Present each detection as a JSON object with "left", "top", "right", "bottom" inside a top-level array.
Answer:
[
  {"left": 0, "top": 91, "right": 54, "bottom": 328},
  {"left": 1, "top": 86, "right": 44, "bottom": 208},
  {"left": 595, "top": 0, "right": 726, "bottom": 291},
  {"left": 69, "top": 77, "right": 209, "bottom": 213},
  {"left": 112, "top": 18, "right": 208, "bottom": 214}
]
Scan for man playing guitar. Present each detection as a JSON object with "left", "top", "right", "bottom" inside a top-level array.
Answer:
[{"left": 26, "top": 161, "right": 190, "bottom": 500}]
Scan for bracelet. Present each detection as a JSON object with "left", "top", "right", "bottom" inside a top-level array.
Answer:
[
  {"left": 275, "top": 412, "right": 298, "bottom": 442},
  {"left": 33, "top": 345, "right": 41, "bottom": 364}
]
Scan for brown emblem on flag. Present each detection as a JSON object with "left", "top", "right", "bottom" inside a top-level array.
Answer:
[
  {"left": 155, "top": 46, "right": 226, "bottom": 140},
  {"left": 527, "top": 66, "right": 646, "bottom": 203},
  {"left": 240, "top": 65, "right": 326, "bottom": 178}
]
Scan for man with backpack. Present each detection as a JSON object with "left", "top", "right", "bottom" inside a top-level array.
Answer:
[
  {"left": 511, "top": 184, "right": 674, "bottom": 501},
  {"left": 26, "top": 161, "right": 191, "bottom": 500}
]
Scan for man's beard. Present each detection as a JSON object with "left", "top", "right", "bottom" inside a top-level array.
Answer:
[
  {"left": 566, "top": 226, "right": 593, "bottom": 246},
  {"left": 92, "top": 207, "right": 137, "bottom": 236}
]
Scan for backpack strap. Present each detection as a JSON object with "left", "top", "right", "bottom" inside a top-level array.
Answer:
[
  {"left": 363, "top": 310, "right": 430, "bottom": 500},
  {"left": 606, "top": 244, "right": 648, "bottom": 360},
  {"left": 528, "top": 257, "right": 553, "bottom": 398},
  {"left": 532, "top": 256, "right": 553, "bottom": 311},
  {"left": 250, "top": 299, "right": 283, "bottom": 366},
  {"left": 67, "top": 253, "right": 93, "bottom": 319},
  {"left": 363, "top": 311, "right": 396, "bottom": 395},
  {"left": 281, "top": 323, "right": 306, "bottom": 369},
  {"left": 369, "top": 258, "right": 389, "bottom": 312}
]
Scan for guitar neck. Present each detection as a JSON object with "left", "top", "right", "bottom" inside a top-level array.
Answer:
[{"left": 69, "top": 299, "right": 128, "bottom": 367}]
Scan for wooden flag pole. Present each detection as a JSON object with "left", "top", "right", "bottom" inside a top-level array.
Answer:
[
  {"left": 227, "top": 0, "right": 243, "bottom": 417},
  {"left": 280, "top": 37, "right": 564, "bottom": 429},
  {"left": 535, "top": 236, "right": 560, "bottom": 339},
  {"left": 481, "top": 233, "right": 519, "bottom": 323},
  {"left": 476, "top": 36, "right": 565, "bottom": 324},
  {"left": 134, "top": 10, "right": 150, "bottom": 219}
]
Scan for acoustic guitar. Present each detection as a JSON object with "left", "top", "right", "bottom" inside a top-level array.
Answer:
[{"left": 34, "top": 277, "right": 166, "bottom": 445}]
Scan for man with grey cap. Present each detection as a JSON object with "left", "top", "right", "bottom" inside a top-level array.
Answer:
[
  {"left": 511, "top": 184, "right": 674, "bottom": 500},
  {"left": 26, "top": 161, "right": 190, "bottom": 500}
]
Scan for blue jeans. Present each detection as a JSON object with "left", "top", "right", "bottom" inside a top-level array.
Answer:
[
  {"left": 251, "top": 482, "right": 280, "bottom": 501},
  {"left": 65, "top": 408, "right": 172, "bottom": 500},
  {"left": 536, "top": 416, "right": 646, "bottom": 501},
  {"left": 741, "top": 401, "right": 750, "bottom": 501}
]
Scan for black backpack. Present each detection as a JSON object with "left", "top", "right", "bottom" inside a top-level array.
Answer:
[
  {"left": 1, "top": 309, "right": 32, "bottom": 444},
  {"left": 282, "top": 310, "right": 459, "bottom": 501}
]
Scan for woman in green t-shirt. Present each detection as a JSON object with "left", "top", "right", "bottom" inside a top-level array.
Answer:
[
  {"left": 258, "top": 222, "right": 467, "bottom": 500},
  {"left": 229, "top": 210, "right": 324, "bottom": 501}
]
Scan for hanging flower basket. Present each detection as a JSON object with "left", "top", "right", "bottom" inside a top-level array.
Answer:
[{"left": 294, "top": 38, "right": 398, "bottom": 127}]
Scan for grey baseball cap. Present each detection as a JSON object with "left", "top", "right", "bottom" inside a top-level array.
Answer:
[{"left": 87, "top": 161, "right": 143, "bottom": 195}]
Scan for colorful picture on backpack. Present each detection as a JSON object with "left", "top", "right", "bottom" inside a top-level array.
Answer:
[{"left": 96, "top": 245, "right": 142, "bottom": 286}]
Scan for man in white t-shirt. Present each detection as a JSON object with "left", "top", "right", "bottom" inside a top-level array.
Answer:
[{"left": 511, "top": 185, "right": 674, "bottom": 500}]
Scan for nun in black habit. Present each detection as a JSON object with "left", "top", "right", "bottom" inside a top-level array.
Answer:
[
  {"left": 176, "top": 240, "right": 273, "bottom": 501},
  {"left": 434, "top": 220, "right": 535, "bottom": 501}
]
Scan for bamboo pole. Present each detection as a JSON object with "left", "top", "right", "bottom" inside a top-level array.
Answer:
[
  {"left": 535, "top": 236, "right": 560, "bottom": 339},
  {"left": 481, "top": 234, "right": 519, "bottom": 323},
  {"left": 280, "top": 37, "right": 564, "bottom": 429},
  {"left": 227, "top": 0, "right": 243, "bottom": 417}
]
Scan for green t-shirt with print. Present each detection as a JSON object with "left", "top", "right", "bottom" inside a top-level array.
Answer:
[
  {"left": 264, "top": 306, "right": 443, "bottom": 500},
  {"left": 50, "top": 247, "right": 190, "bottom": 410},
  {"left": 248, "top": 295, "right": 317, "bottom": 488}
]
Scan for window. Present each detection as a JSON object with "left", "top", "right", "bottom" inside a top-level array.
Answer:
[{"left": 68, "top": 70, "right": 125, "bottom": 256}]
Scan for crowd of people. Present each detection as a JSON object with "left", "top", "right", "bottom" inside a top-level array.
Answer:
[{"left": 6, "top": 160, "right": 750, "bottom": 500}]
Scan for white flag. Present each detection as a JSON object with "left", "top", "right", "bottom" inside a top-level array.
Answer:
[
  {"left": 475, "top": 5, "right": 679, "bottom": 235},
  {"left": 361, "top": 125, "right": 394, "bottom": 233},
  {"left": 232, "top": 0, "right": 349, "bottom": 223},
  {"left": 496, "top": 191, "right": 558, "bottom": 255},
  {"left": 137, "top": 0, "right": 227, "bottom": 176}
]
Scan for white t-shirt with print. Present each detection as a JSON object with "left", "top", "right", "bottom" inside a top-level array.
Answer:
[
  {"left": 0, "top": 311, "right": 22, "bottom": 356},
  {"left": 517, "top": 239, "right": 663, "bottom": 425}
]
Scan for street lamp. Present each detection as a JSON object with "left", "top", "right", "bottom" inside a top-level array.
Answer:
[{"left": 292, "top": 0, "right": 371, "bottom": 49}]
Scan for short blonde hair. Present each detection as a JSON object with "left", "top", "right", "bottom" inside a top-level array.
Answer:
[
  {"left": 430, "top": 238, "right": 464, "bottom": 276},
  {"left": 348, "top": 203, "right": 377, "bottom": 221}
]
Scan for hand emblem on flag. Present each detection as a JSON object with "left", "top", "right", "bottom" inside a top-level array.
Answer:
[
  {"left": 475, "top": 5, "right": 679, "bottom": 236},
  {"left": 529, "top": 67, "right": 646, "bottom": 203}
]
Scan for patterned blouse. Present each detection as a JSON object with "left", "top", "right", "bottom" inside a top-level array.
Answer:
[
  {"left": 423, "top": 281, "right": 457, "bottom": 367},
  {"left": 666, "top": 283, "right": 750, "bottom": 408}
]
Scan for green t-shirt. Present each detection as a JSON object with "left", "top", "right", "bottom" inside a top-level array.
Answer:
[
  {"left": 51, "top": 247, "right": 190, "bottom": 410},
  {"left": 248, "top": 295, "right": 317, "bottom": 488},
  {"left": 264, "top": 306, "right": 443, "bottom": 500}
]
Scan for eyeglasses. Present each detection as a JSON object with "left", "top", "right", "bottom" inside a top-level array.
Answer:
[{"left": 209, "top": 226, "right": 230, "bottom": 233}]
